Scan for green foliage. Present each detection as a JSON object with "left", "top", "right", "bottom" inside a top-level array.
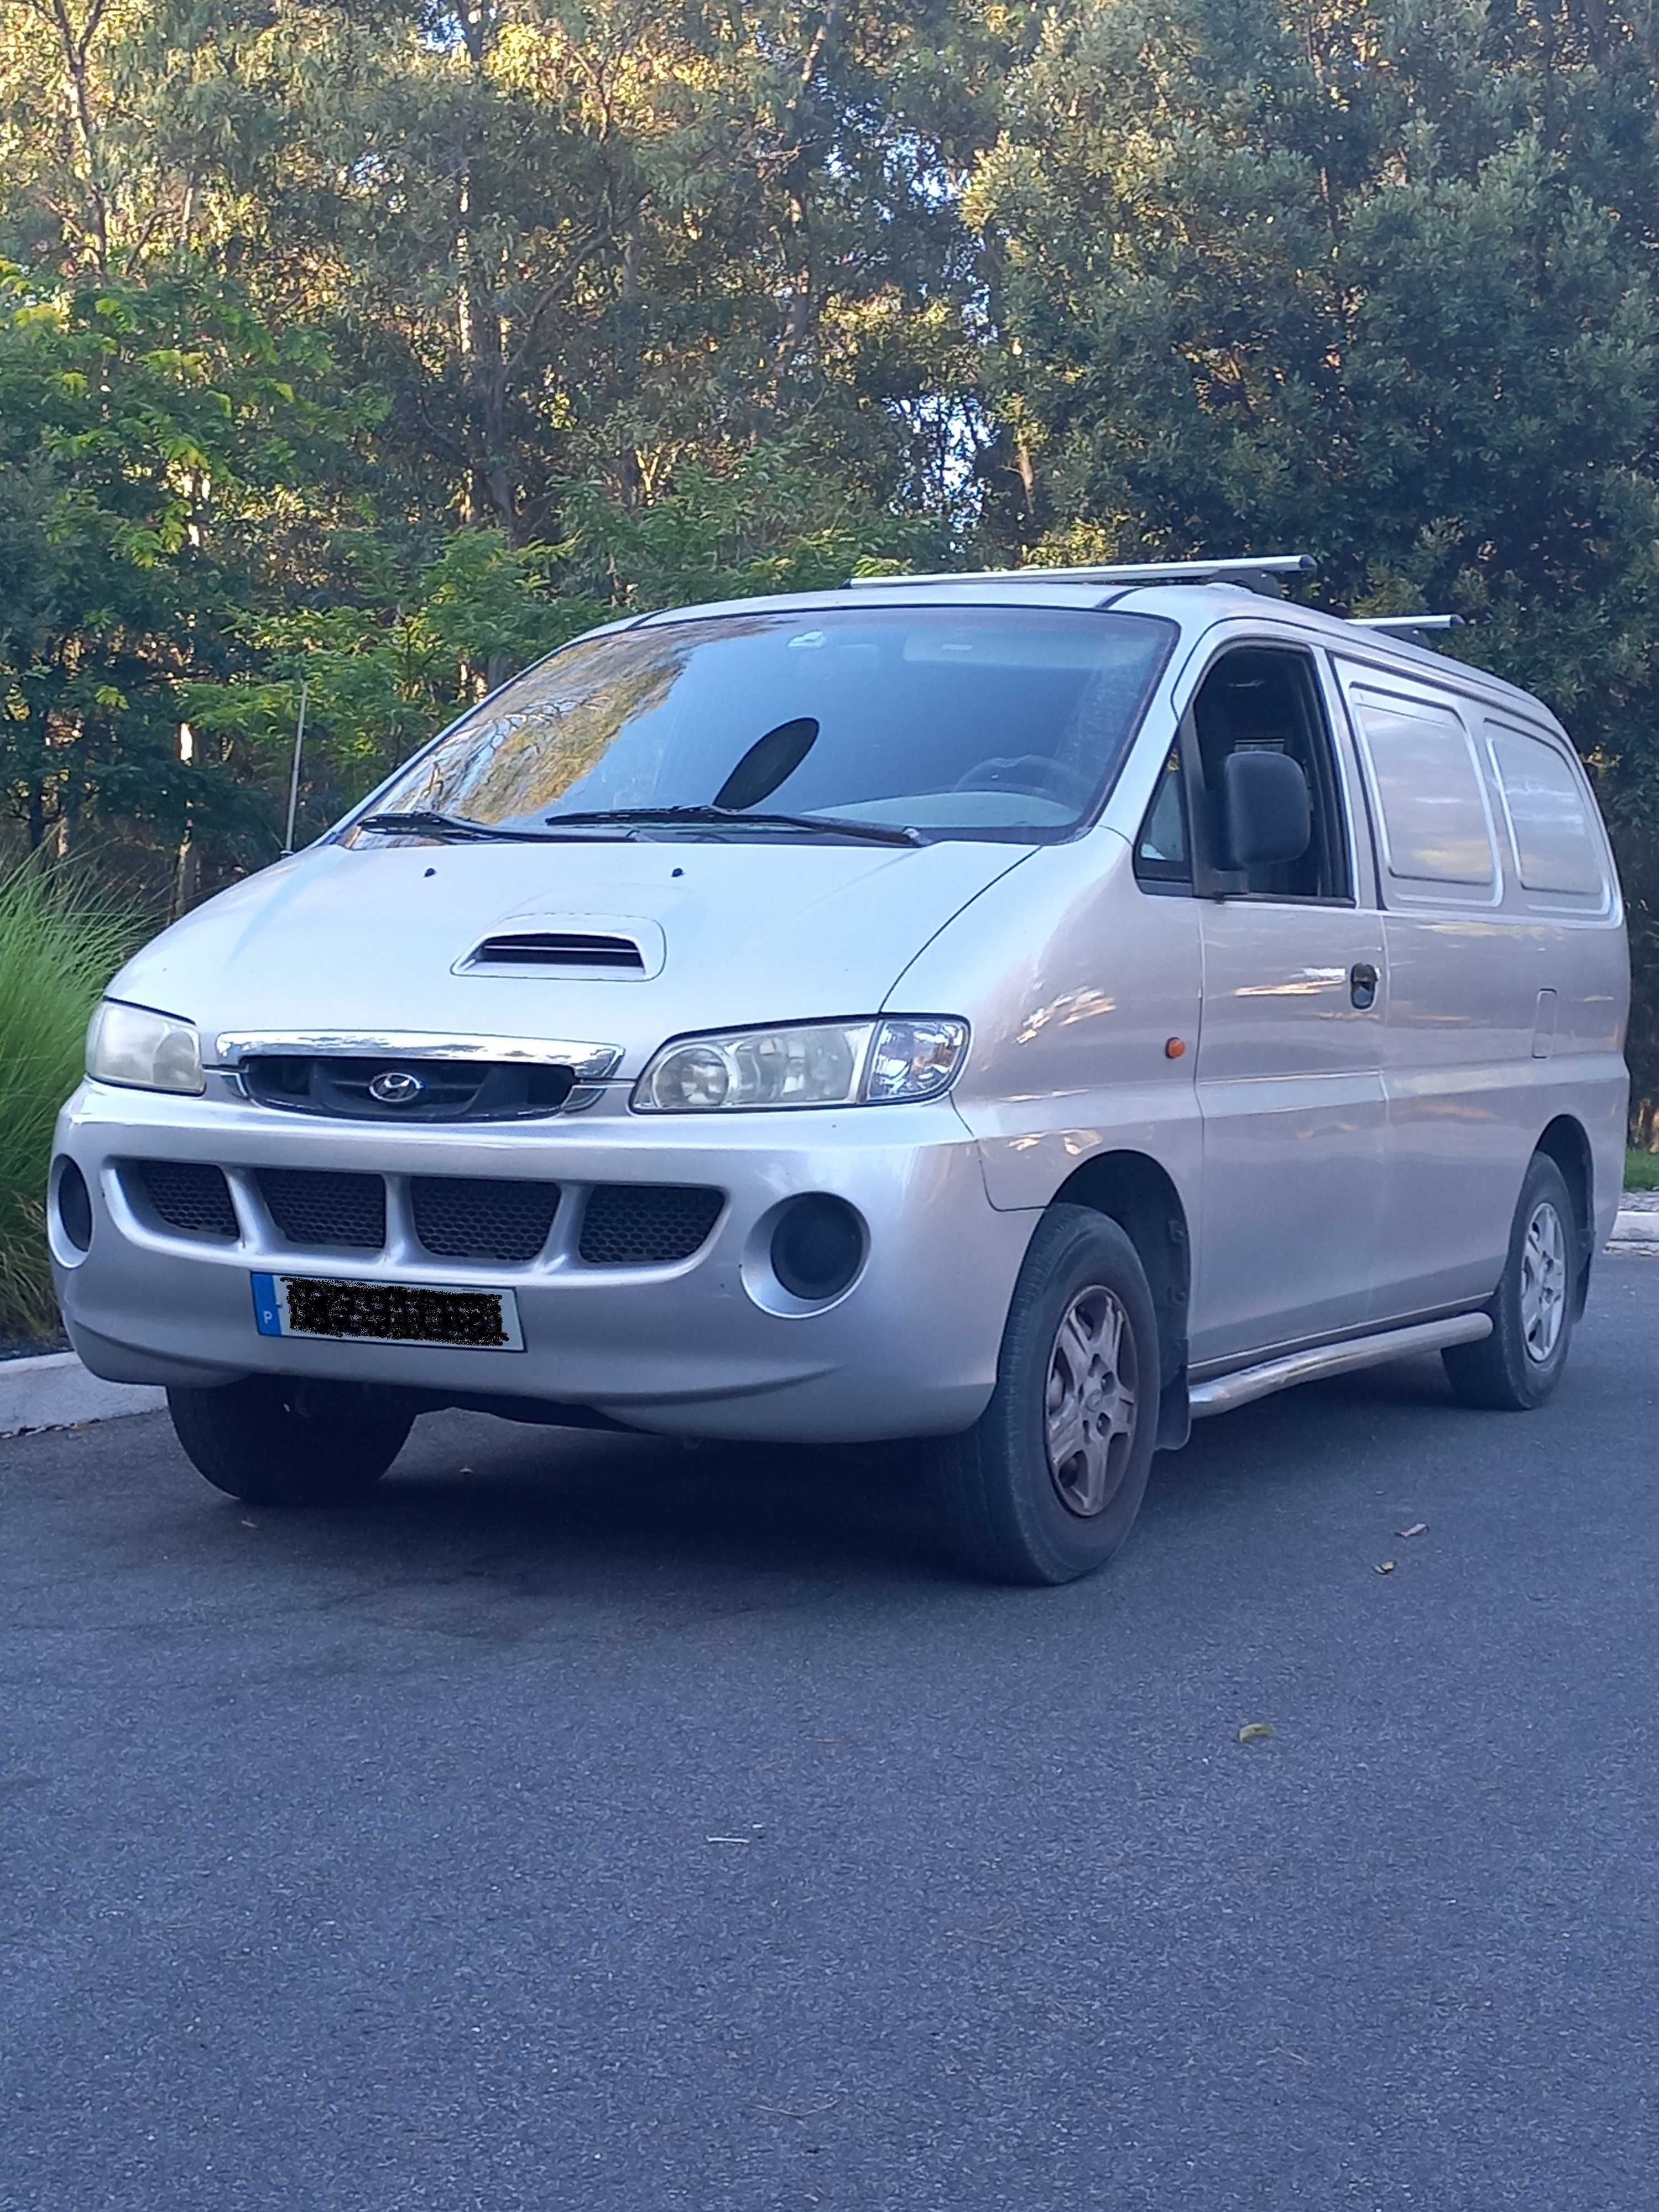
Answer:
[
  {"left": 0, "top": 259, "right": 374, "bottom": 864},
  {"left": 4, "top": 0, "right": 1659, "bottom": 1126},
  {"left": 972, "top": 0, "right": 1659, "bottom": 1109},
  {"left": 0, "top": 867, "right": 134, "bottom": 1339}
]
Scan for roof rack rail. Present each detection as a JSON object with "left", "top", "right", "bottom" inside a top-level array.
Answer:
[
  {"left": 1352, "top": 614, "right": 1465, "bottom": 633},
  {"left": 848, "top": 554, "right": 1318, "bottom": 598}
]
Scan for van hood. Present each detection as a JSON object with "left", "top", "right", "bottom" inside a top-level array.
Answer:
[{"left": 110, "top": 837, "right": 1037, "bottom": 1070}]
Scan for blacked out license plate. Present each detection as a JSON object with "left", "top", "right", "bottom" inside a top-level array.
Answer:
[{"left": 251, "top": 1273, "right": 524, "bottom": 1351}]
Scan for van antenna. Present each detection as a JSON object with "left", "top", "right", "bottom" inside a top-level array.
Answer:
[{"left": 281, "top": 678, "right": 309, "bottom": 858}]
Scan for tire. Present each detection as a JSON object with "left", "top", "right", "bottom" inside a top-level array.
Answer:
[
  {"left": 1442, "top": 1152, "right": 1577, "bottom": 1412},
  {"left": 166, "top": 1376, "right": 413, "bottom": 1506},
  {"left": 931, "top": 1205, "right": 1160, "bottom": 1585}
]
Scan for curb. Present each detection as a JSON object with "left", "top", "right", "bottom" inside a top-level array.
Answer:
[
  {"left": 0, "top": 1352, "right": 165, "bottom": 1441},
  {"left": 1611, "top": 1209, "right": 1659, "bottom": 1250}
]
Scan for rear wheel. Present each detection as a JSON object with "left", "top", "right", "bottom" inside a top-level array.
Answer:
[
  {"left": 931, "top": 1206, "right": 1159, "bottom": 1585},
  {"left": 166, "top": 1376, "right": 413, "bottom": 1506},
  {"left": 1443, "top": 1152, "right": 1577, "bottom": 1411}
]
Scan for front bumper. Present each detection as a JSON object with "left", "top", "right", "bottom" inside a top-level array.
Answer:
[{"left": 51, "top": 1083, "right": 1032, "bottom": 1442}]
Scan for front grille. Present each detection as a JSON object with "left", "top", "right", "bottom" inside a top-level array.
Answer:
[
  {"left": 130, "top": 1160, "right": 239, "bottom": 1241},
  {"left": 256, "top": 1168, "right": 385, "bottom": 1250},
  {"left": 411, "top": 1177, "right": 561, "bottom": 1265},
  {"left": 243, "top": 1055, "right": 575, "bottom": 1123},
  {"left": 578, "top": 1184, "right": 723, "bottom": 1267}
]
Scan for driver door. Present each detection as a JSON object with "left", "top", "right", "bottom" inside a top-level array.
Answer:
[{"left": 1182, "top": 644, "right": 1390, "bottom": 1366}]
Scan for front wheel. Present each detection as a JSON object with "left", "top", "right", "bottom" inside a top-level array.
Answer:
[
  {"left": 167, "top": 1376, "right": 414, "bottom": 1506},
  {"left": 931, "top": 1206, "right": 1160, "bottom": 1585},
  {"left": 1443, "top": 1152, "right": 1578, "bottom": 1411}
]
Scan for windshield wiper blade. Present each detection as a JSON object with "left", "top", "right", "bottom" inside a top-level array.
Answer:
[
  {"left": 357, "top": 808, "right": 616, "bottom": 844},
  {"left": 541, "top": 805, "right": 925, "bottom": 847}
]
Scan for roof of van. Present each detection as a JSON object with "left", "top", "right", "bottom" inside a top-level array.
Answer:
[{"left": 632, "top": 576, "right": 1553, "bottom": 724}]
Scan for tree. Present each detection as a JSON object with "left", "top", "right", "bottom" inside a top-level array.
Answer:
[
  {"left": 971, "top": 0, "right": 1659, "bottom": 1118},
  {"left": 1, "top": 1, "right": 1006, "bottom": 535},
  {"left": 0, "top": 260, "right": 374, "bottom": 874}
]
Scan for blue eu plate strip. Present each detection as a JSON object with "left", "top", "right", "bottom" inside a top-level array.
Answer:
[{"left": 251, "top": 1274, "right": 283, "bottom": 1337}]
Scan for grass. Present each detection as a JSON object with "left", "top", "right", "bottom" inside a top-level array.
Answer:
[
  {"left": 0, "top": 866, "right": 135, "bottom": 1341},
  {"left": 1626, "top": 1149, "right": 1659, "bottom": 1193}
]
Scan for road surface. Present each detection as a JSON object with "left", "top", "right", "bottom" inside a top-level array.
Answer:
[{"left": 4, "top": 1258, "right": 1657, "bottom": 2210}]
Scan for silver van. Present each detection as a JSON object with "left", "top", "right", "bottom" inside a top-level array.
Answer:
[{"left": 51, "top": 555, "right": 1630, "bottom": 1582}]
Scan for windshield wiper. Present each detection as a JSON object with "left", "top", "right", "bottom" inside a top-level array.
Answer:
[
  {"left": 357, "top": 808, "right": 621, "bottom": 844},
  {"left": 540, "top": 804, "right": 925, "bottom": 847}
]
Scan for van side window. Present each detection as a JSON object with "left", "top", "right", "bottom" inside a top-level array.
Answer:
[
  {"left": 1187, "top": 648, "right": 1350, "bottom": 900},
  {"left": 1134, "top": 748, "right": 1191, "bottom": 889},
  {"left": 1347, "top": 686, "right": 1496, "bottom": 896},
  {"left": 1487, "top": 725, "right": 1606, "bottom": 900}
]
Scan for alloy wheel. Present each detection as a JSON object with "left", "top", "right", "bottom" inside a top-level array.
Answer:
[
  {"left": 1519, "top": 1198, "right": 1568, "bottom": 1365},
  {"left": 1044, "top": 1285, "right": 1139, "bottom": 1517}
]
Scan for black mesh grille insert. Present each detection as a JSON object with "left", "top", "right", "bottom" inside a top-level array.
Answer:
[
  {"left": 411, "top": 1177, "right": 561, "bottom": 1265},
  {"left": 244, "top": 1055, "right": 573, "bottom": 1122},
  {"left": 578, "top": 1184, "right": 723, "bottom": 1267},
  {"left": 131, "top": 1160, "right": 239, "bottom": 1241},
  {"left": 256, "top": 1168, "right": 385, "bottom": 1251}
]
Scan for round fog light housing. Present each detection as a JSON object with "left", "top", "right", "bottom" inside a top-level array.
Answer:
[
  {"left": 769, "top": 1194, "right": 865, "bottom": 1303},
  {"left": 54, "top": 1157, "right": 93, "bottom": 1255}
]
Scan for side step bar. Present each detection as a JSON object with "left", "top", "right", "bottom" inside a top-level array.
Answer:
[{"left": 1188, "top": 1313, "right": 1493, "bottom": 1419}]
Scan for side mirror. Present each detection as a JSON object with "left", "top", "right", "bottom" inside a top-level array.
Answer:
[{"left": 1217, "top": 749, "right": 1311, "bottom": 872}]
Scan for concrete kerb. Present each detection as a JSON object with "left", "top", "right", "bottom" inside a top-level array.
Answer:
[
  {"left": 4, "top": 1207, "right": 1657, "bottom": 1441},
  {"left": 0, "top": 1352, "right": 165, "bottom": 1441}
]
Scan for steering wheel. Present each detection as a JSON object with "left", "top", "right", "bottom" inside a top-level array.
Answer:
[{"left": 953, "top": 754, "right": 1095, "bottom": 808}]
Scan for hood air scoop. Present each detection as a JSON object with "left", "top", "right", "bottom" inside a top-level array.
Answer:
[{"left": 466, "top": 930, "right": 646, "bottom": 973}]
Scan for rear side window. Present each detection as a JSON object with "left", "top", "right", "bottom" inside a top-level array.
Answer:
[
  {"left": 1346, "top": 685, "right": 1497, "bottom": 897},
  {"left": 1487, "top": 724, "right": 1606, "bottom": 900}
]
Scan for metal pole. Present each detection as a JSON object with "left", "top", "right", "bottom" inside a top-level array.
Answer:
[{"left": 281, "top": 679, "right": 309, "bottom": 857}]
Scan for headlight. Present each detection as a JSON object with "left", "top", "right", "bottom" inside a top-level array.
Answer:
[
  {"left": 86, "top": 1000, "right": 205, "bottom": 1095},
  {"left": 633, "top": 1017, "right": 968, "bottom": 1112}
]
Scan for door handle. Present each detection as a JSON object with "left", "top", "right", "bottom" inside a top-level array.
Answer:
[{"left": 1349, "top": 962, "right": 1379, "bottom": 1011}]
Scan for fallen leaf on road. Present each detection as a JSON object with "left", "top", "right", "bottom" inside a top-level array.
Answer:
[
  {"left": 1397, "top": 1522, "right": 1428, "bottom": 1539},
  {"left": 1377, "top": 1559, "right": 1396, "bottom": 1574},
  {"left": 947, "top": 1917, "right": 1013, "bottom": 1944},
  {"left": 1238, "top": 1723, "right": 1275, "bottom": 1744}
]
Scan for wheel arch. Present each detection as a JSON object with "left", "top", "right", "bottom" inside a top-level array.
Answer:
[
  {"left": 1048, "top": 1151, "right": 1192, "bottom": 1447},
  {"left": 1534, "top": 1113, "right": 1595, "bottom": 1314}
]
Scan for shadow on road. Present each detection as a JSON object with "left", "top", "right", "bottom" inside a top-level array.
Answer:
[{"left": 178, "top": 1347, "right": 1491, "bottom": 1604}]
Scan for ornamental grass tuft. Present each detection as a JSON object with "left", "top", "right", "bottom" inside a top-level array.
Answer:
[{"left": 0, "top": 867, "right": 135, "bottom": 1343}]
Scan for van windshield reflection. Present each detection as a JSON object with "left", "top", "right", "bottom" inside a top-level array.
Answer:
[{"left": 351, "top": 607, "right": 1176, "bottom": 846}]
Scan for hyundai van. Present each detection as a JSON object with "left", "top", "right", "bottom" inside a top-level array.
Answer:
[{"left": 50, "top": 556, "right": 1630, "bottom": 1583}]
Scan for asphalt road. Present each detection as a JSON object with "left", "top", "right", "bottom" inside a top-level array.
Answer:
[{"left": 4, "top": 1260, "right": 1658, "bottom": 2212}]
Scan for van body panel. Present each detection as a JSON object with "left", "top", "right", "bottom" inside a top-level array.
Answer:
[
  {"left": 896, "top": 833, "right": 1203, "bottom": 1222},
  {"left": 1189, "top": 901, "right": 1389, "bottom": 1360},
  {"left": 105, "top": 836, "right": 1037, "bottom": 1079},
  {"left": 1331, "top": 656, "right": 1629, "bottom": 1311}
]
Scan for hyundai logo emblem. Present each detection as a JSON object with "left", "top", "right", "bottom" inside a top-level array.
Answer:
[{"left": 368, "top": 1069, "right": 425, "bottom": 1107}]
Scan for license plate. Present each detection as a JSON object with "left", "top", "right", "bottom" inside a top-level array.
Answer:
[{"left": 251, "top": 1272, "right": 524, "bottom": 1352}]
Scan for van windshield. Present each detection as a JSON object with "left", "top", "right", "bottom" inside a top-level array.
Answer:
[{"left": 352, "top": 606, "right": 1175, "bottom": 844}]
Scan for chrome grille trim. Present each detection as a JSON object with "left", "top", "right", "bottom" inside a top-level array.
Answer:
[{"left": 212, "top": 1031, "right": 624, "bottom": 1083}]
